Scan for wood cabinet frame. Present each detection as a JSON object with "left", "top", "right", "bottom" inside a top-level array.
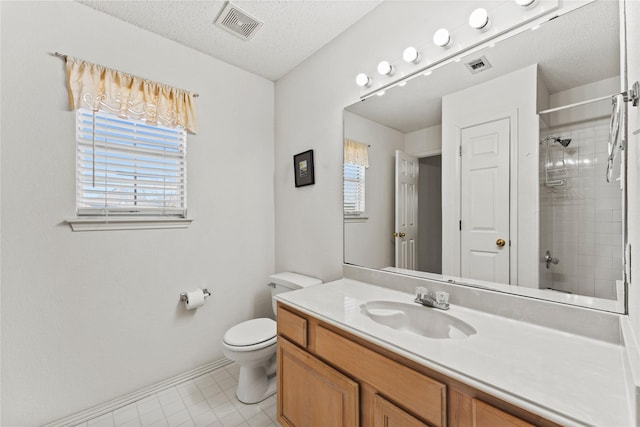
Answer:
[{"left": 277, "top": 302, "right": 560, "bottom": 427}]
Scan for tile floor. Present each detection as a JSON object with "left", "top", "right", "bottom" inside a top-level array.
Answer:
[{"left": 75, "top": 363, "right": 281, "bottom": 427}]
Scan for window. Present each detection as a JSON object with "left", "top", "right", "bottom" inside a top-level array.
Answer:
[
  {"left": 344, "top": 162, "right": 365, "bottom": 215},
  {"left": 76, "top": 109, "right": 187, "bottom": 217}
]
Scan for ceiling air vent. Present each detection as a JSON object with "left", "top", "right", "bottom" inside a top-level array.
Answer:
[
  {"left": 215, "top": 2, "right": 263, "bottom": 41},
  {"left": 464, "top": 56, "right": 492, "bottom": 74}
]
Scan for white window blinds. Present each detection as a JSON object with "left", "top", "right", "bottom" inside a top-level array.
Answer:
[
  {"left": 344, "top": 163, "right": 365, "bottom": 215},
  {"left": 76, "top": 109, "right": 187, "bottom": 217}
]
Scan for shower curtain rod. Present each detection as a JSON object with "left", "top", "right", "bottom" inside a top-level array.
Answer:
[
  {"left": 538, "top": 94, "right": 614, "bottom": 115},
  {"left": 539, "top": 82, "right": 639, "bottom": 115},
  {"left": 52, "top": 52, "right": 199, "bottom": 97}
]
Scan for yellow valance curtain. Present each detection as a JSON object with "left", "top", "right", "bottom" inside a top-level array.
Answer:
[
  {"left": 344, "top": 139, "right": 369, "bottom": 168},
  {"left": 65, "top": 57, "right": 198, "bottom": 134}
]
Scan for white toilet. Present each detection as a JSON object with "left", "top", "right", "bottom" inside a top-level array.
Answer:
[{"left": 222, "top": 272, "right": 322, "bottom": 404}]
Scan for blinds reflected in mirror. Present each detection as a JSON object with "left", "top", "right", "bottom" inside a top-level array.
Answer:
[{"left": 344, "top": 163, "right": 365, "bottom": 215}]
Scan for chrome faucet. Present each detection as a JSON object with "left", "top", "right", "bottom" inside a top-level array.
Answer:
[{"left": 414, "top": 287, "right": 450, "bottom": 310}]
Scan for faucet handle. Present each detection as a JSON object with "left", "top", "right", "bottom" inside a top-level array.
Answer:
[
  {"left": 435, "top": 291, "right": 449, "bottom": 305},
  {"left": 415, "top": 286, "right": 428, "bottom": 299}
]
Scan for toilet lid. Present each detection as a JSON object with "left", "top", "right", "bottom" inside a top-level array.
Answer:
[{"left": 223, "top": 318, "right": 276, "bottom": 347}]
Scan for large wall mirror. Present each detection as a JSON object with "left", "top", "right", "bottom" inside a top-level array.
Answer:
[{"left": 343, "top": 0, "right": 627, "bottom": 313}]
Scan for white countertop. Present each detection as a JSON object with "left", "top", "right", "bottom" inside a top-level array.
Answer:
[{"left": 276, "top": 279, "right": 632, "bottom": 427}]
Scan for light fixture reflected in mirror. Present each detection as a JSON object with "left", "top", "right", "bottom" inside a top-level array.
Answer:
[
  {"left": 433, "top": 28, "right": 452, "bottom": 48},
  {"left": 355, "top": 73, "right": 371, "bottom": 87},
  {"left": 469, "top": 8, "right": 490, "bottom": 30},
  {"left": 403, "top": 47, "right": 421, "bottom": 64},
  {"left": 377, "top": 61, "right": 394, "bottom": 76}
]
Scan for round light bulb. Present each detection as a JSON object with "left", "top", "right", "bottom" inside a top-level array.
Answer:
[
  {"left": 355, "top": 73, "right": 371, "bottom": 87},
  {"left": 402, "top": 47, "right": 420, "bottom": 64},
  {"left": 515, "top": 0, "right": 537, "bottom": 6},
  {"left": 433, "top": 28, "right": 451, "bottom": 48},
  {"left": 469, "top": 8, "right": 489, "bottom": 30},
  {"left": 377, "top": 61, "right": 393, "bottom": 76}
]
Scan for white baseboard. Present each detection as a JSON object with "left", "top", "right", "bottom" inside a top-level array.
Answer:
[{"left": 43, "top": 356, "right": 234, "bottom": 427}]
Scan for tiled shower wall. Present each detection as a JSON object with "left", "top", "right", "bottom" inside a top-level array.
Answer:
[{"left": 539, "top": 118, "right": 623, "bottom": 299}]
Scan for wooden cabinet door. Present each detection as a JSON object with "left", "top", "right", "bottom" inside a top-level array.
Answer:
[
  {"left": 472, "top": 398, "right": 535, "bottom": 427},
  {"left": 374, "top": 394, "right": 429, "bottom": 427},
  {"left": 277, "top": 337, "right": 359, "bottom": 427}
]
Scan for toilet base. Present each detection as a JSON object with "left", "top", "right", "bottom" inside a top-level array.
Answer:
[{"left": 236, "top": 355, "right": 277, "bottom": 404}]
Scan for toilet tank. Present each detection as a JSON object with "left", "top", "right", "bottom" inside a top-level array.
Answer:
[{"left": 269, "top": 272, "right": 322, "bottom": 315}]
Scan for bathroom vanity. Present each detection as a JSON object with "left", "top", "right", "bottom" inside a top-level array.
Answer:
[{"left": 275, "top": 279, "right": 632, "bottom": 427}]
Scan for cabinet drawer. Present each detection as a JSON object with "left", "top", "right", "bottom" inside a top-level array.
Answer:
[
  {"left": 315, "top": 325, "right": 446, "bottom": 427},
  {"left": 277, "top": 305, "right": 308, "bottom": 348}
]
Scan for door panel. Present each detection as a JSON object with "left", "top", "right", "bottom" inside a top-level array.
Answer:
[
  {"left": 461, "top": 118, "right": 510, "bottom": 284},
  {"left": 395, "top": 150, "right": 419, "bottom": 270}
]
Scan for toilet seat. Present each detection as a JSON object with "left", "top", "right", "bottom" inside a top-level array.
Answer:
[{"left": 223, "top": 318, "right": 276, "bottom": 352}]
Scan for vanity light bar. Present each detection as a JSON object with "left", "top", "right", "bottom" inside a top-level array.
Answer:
[{"left": 357, "top": 0, "right": 552, "bottom": 94}]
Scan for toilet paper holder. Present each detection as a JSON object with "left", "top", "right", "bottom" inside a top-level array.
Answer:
[{"left": 180, "top": 288, "right": 211, "bottom": 302}]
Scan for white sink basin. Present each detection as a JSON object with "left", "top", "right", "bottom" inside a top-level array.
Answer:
[{"left": 361, "top": 300, "right": 477, "bottom": 339}]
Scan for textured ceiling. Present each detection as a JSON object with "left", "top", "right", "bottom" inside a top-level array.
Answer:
[{"left": 77, "top": 0, "right": 383, "bottom": 81}]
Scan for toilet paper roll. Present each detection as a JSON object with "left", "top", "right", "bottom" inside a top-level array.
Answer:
[{"left": 184, "top": 289, "right": 206, "bottom": 310}]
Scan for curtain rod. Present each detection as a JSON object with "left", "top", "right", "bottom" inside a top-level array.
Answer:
[
  {"left": 537, "top": 94, "right": 613, "bottom": 115},
  {"left": 52, "top": 52, "right": 199, "bottom": 98}
]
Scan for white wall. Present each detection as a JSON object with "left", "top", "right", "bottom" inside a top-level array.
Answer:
[
  {"left": 405, "top": 125, "right": 442, "bottom": 157},
  {"left": 0, "top": 2, "right": 274, "bottom": 425},
  {"left": 441, "top": 65, "right": 540, "bottom": 288},
  {"left": 343, "top": 112, "right": 404, "bottom": 269}
]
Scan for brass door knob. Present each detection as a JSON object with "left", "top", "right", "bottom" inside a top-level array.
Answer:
[
  {"left": 399, "top": 232, "right": 406, "bottom": 238},
  {"left": 392, "top": 232, "right": 406, "bottom": 238},
  {"left": 496, "top": 238, "right": 506, "bottom": 247}
]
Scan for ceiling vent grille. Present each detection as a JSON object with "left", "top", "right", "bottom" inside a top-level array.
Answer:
[
  {"left": 464, "top": 56, "right": 493, "bottom": 74},
  {"left": 215, "top": 2, "right": 263, "bottom": 41}
]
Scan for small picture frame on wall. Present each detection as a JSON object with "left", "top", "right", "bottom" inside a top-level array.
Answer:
[{"left": 293, "top": 149, "right": 315, "bottom": 187}]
